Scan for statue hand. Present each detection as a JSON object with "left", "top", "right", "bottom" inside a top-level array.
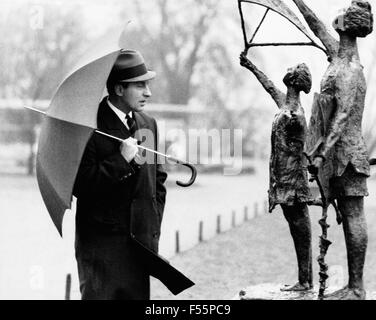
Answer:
[
  {"left": 308, "top": 156, "right": 324, "bottom": 176},
  {"left": 239, "top": 52, "right": 250, "bottom": 67},
  {"left": 289, "top": 110, "right": 298, "bottom": 122}
]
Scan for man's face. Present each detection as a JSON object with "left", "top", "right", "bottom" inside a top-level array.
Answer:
[{"left": 117, "top": 81, "right": 152, "bottom": 113}]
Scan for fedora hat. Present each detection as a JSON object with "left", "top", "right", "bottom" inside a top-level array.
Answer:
[{"left": 108, "top": 49, "right": 156, "bottom": 83}]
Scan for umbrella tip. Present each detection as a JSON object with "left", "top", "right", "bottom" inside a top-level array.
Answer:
[{"left": 24, "top": 105, "right": 46, "bottom": 115}]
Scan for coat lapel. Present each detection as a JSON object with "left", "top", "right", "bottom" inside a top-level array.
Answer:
[
  {"left": 98, "top": 98, "right": 131, "bottom": 140},
  {"left": 97, "top": 97, "right": 152, "bottom": 142}
]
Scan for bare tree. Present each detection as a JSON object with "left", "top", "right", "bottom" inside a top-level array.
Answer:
[
  {"left": 1, "top": 5, "right": 86, "bottom": 101},
  {"left": 121, "top": 0, "right": 220, "bottom": 104},
  {"left": 0, "top": 3, "right": 86, "bottom": 175}
]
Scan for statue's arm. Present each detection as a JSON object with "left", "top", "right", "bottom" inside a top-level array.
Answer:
[
  {"left": 240, "top": 53, "right": 285, "bottom": 109},
  {"left": 292, "top": 0, "right": 338, "bottom": 58},
  {"left": 319, "top": 74, "right": 358, "bottom": 159}
]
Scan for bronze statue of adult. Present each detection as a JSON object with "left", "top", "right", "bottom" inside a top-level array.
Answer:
[
  {"left": 240, "top": 54, "right": 313, "bottom": 291},
  {"left": 292, "top": 0, "right": 373, "bottom": 300}
]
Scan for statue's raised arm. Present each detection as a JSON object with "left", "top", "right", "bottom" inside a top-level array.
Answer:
[
  {"left": 239, "top": 53, "right": 285, "bottom": 109},
  {"left": 292, "top": 0, "right": 339, "bottom": 59}
]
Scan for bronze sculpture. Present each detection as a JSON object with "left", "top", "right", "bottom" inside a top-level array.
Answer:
[
  {"left": 240, "top": 55, "right": 313, "bottom": 292},
  {"left": 292, "top": 0, "right": 373, "bottom": 300}
]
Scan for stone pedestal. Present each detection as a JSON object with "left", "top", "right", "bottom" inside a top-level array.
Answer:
[{"left": 233, "top": 283, "right": 376, "bottom": 300}]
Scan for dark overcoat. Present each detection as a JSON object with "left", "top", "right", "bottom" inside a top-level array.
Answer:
[{"left": 73, "top": 97, "right": 167, "bottom": 300}]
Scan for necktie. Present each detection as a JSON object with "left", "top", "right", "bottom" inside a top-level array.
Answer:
[{"left": 126, "top": 114, "right": 136, "bottom": 137}]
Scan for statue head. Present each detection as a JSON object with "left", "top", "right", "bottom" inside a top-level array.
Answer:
[
  {"left": 333, "top": 0, "right": 373, "bottom": 37},
  {"left": 283, "top": 63, "right": 312, "bottom": 94}
]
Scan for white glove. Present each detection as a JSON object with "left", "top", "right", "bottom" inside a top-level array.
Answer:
[{"left": 120, "top": 137, "right": 139, "bottom": 162}]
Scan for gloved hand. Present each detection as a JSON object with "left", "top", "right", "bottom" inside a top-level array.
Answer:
[{"left": 120, "top": 137, "right": 139, "bottom": 162}]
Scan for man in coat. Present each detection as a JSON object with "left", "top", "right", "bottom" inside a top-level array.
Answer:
[{"left": 73, "top": 50, "right": 168, "bottom": 300}]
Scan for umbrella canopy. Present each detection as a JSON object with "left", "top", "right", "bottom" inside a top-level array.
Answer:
[{"left": 37, "top": 50, "right": 120, "bottom": 235}]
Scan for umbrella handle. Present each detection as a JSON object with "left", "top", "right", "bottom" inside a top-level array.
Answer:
[
  {"left": 167, "top": 156, "right": 197, "bottom": 187},
  {"left": 92, "top": 131, "right": 198, "bottom": 187}
]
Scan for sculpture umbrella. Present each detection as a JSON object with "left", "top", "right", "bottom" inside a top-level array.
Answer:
[{"left": 237, "top": 0, "right": 327, "bottom": 55}]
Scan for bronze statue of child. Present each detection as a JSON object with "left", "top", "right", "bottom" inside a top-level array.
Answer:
[{"left": 240, "top": 54, "right": 313, "bottom": 291}]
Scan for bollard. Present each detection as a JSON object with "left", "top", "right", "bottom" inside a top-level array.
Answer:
[
  {"left": 175, "top": 230, "right": 180, "bottom": 254},
  {"left": 65, "top": 273, "right": 71, "bottom": 300},
  {"left": 232, "top": 210, "right": 236, "bottom": 228},
  {"left": 199, "top": 221, "right": 203, "bottom": 243},
  {"left": 216, "top": 215, "right": 221, "bottom": 234},
  {"left": 254, "top": 203, "right": 258, "bottom": 217},
  {"left": 264, "top": 200, "right": 268, "bottom": 215},
  {"left": 244, "top": 206, "right": 248, "bottom": 222}
]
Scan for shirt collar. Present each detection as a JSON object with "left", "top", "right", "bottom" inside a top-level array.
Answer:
[{"left": 107, "top": 97, "right": 133, "bottom": 121}]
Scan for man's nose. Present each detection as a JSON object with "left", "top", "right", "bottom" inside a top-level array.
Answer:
[{"left": 144, "top": 85, "right": 152, "bottom": 98}]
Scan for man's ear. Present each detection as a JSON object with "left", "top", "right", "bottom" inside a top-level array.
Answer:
[{"left": 114, "top": 83, "right": 123, "bottom": 96}]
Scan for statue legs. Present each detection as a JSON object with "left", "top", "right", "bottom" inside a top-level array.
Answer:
[
  {"left": 324, "top": 196, "right": 367, "bottom": 300},
  {"left": 281, "top": 203, "right": 312, "bottom": 291}
]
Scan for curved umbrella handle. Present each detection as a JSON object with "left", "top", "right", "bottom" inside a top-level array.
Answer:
[
  {"left": 89, "top": 131, "right": 198, "bottom": 187},
  {"left": 168, "top": 156, "right": 197, "bottom": 187}
]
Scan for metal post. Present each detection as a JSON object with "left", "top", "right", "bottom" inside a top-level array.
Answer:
[
  {"left": 199, "top": 221, "right": 203, "bottom": 243},
  {"left": 232, "top": 210, "right": 236, "bottom": 228},
  {"left": 175, "top": 230, "right": 180, "bottom": 254},
  {"left": 65, "top": 273, "right": 71, "bottom": 300},
  {"left": 244, "top": 206, "right": 248, "bottom": 222},
  {"left": 216, "top": 215, "right": 221, "bottom": 234},
  {"left": 254, "top": 203, "right": 258, "bottom": 217}
]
